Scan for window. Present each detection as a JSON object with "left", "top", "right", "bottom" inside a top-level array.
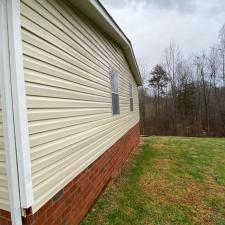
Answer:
[
  {"left": 129, "top": 82, "right": 133, "bottom": 111},
  {"left": 110, "top": 68, "right": 120, "bottom": 115}
]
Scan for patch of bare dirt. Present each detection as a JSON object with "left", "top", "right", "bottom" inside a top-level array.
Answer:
[
  {"left": 140, "top": 175, "right": 182, "bottom": 205},
  {"left": 151, "top": 143, "right": 166, "bottom": 151},
  {"left": 152, "top": 141, "right": 176, "bottom": 153},
  {"left": 139, "top": 174, "right": 222, "bottom": 225},
  {"left": 154, "top": 158, "right": 172, "bottom": 170}
]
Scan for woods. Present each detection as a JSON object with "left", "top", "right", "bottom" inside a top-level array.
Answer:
[{"left": 139, "top": 24, "right": 225, "bottom": 137}]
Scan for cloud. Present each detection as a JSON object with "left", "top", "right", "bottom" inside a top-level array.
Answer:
[
  {"left": 148, "top": 0, "right": 196, "bottom": 14},
  {"left": 100, "top": 0, "right": 225, "bottom": 70},
  {"left": 101, "top": 0, "right": 196, "bottom": 14},
  {"left": 102, "top": 0, "right": 225, "bottom": 15}
]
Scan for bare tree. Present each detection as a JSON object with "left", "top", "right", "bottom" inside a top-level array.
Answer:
[
  {"left": 219, "top": 23, "right": 225, "bottom": 84},
  {"left": 138, "top": 61, "right": 149, "bottom": 135},
  {"left": 163, "top": 42, "right": 182, "bottom": 134}
]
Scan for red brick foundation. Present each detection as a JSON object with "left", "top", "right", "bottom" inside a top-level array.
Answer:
[
  {"left": 0, "top": 209, "right": 11, "bottom": 225},
  {"left": 0, "top": 123, "right": 140, "bottom": 225}
]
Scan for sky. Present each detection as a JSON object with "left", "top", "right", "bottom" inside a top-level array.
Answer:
[{"left": 100, "top": 0, "right": 225, "bottom": 70}]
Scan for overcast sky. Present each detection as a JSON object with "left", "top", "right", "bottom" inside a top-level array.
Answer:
[{"left": 100, "top": 0, "right": 225, "bottom": 70}]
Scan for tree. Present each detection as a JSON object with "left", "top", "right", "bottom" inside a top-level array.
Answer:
[
  {"left": 219, "top": 23, "right": 225, "bottom": 84},
  {"left": 149, "top": 64, "right": 168, "bottom": 120},
  {"left": 194, "top": 53, "right": 213, "bottom": 134},
  {"left": 163, "top": 42, "right": 182, "bottom": 134},
  {"left": 138, "top": 61, "right": 149, "bottom": 135}
]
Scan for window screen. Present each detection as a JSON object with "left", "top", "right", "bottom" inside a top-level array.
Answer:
[
  {"left": 110, "top": 68, "right": 120, "bottom": 115},
  {"left": 129, "top": 82, "right": 133, "bottom": 112}
]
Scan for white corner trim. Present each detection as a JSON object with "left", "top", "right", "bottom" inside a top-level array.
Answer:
[
  {"left": 0, "top": 0, "right": 22, "bottom": 224},
  {"left": 6, "top": 0, "right": 33, "bottom": 209}
]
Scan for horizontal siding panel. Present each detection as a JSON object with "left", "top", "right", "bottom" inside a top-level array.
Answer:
[
  {"left": 29, "top": 115, "right": 116, "bottom": 147},
  {"left": 28, "top": 108, "right": 111, "bottom": 121},
  {"left": 22, "top": 29, "right": 107, "bottom": 79},
  {"left": 32, "top": 116, "right": 138, "bottom": 206},
  {"left": 25, "top": 69, "right": 110, "bottom": 98},
  {"left": 0, "top": 187, "right": 9, "bottom": 201},
  {"left": 22, "top": 0, "right": 140, "bottom": 213},
  {"left": 0, "top": 126, "right": 3, "bottom": 137},
  {"left": 34, "top": 0, "right": 109, "bottom": 64},
  {"left": 21, "top": 0, "right": 130, "bottom": 89},
  {"left": 21, "top": 1, "right": 108, "bottom": 72},
  {"left": 29, "top": 113, "right": 110, "bottom": 134},
  {"left": 21, "top": 0, "right": 111, "bottom": 72},
  {"left": 27, "top": 96, "right": 111, "bottom": 109},
  {"left": 23, "top": 57, "right": 110, "bottom": 93},
  {"left": 0, "top": 174, "right": 8, "bottom": 187},
  {"left": 22, "top": 28, "right": 107, "bottom": 77},
  {"left": 32, "top": 115, "right": 138, "bottom": 187},
  {"left": 0, "top": 162, "right": 6, "bottom": 175},
  {"left": 0, "top": 199, "right": 10, "bottom": 211},
  {"left": 0, "top": 97, "right": 9, "bottom": 210},
  {"left": 30, "top": 114, "right": 134, "bottom": 161},
  {"left": 0, "top": 149, "right": 5, "bottom": 162},
  {"left": 26, "top": 82, "right": 110, "bottom": 102},
  {"left": 22, "top": 42, "right": 109, "bottom": 87},
  {"left": 0, "top": 137, "right": 4, "bottom": 149},
  {"left": 45, "top": 0, "right": 130, "bottom": 76}
]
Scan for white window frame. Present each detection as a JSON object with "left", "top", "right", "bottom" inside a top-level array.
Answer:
[
  {"left": 110, "top": 67, "right": 120, "bottom": 115},
  {"left": 129, "top": 82, "right": 134, "bottom": 112}
]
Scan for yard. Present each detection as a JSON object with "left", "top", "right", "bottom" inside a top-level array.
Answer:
[{"left": 81, "top": 136, "right": 225, "bottom": 225}]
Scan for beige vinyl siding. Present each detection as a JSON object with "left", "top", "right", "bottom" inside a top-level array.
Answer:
[
  {"left": 0, "top": 99, "right": 9, "bottom": 211},
  {"left": 21, "top": 0, "right": 140, "bottom": 212}
]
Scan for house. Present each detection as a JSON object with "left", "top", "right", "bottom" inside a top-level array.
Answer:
[{"left": 0, "top": 0, "right": 142, "bottom": 224}]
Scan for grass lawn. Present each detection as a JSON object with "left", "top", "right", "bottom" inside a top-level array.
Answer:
[{"left": 81, "top": 136, "right": 225, "bottom": 225}]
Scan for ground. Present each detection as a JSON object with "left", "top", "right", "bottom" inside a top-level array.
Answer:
[{"left": 81, "top": 136, "right": 225, "bottom": 225}]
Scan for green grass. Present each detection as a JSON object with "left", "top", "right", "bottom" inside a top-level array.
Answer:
[{"left": 81, "top": 137, "right": 225, "bottom": 225}]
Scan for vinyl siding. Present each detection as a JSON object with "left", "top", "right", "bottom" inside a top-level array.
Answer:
[
  {"left": 21, "top": 0, "right": 140, "bottom": 212},
  {"left": 0, "top": 99, "right": 9, "bottom": 211}
]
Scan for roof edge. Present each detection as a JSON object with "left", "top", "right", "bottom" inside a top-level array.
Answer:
[{"left": 68, "top": 0, "right": 143, "bottom": 86}]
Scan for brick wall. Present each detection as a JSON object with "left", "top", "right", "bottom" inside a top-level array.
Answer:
[
  {"left": 0, "top": 209, "right": 11, "bottom": 225},
  {"left": 0, "top": 123, "right": 140, "bottom": 225}
]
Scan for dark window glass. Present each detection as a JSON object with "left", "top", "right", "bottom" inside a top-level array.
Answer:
[
  {"left": 129, "top": 82, "right": 133, "bottom": 111},
  {"left": 130, "top": 97, "right": 133, "bottom": 112},
  {"left": 110, "top": 68, "right": 120, "bottom": 115},
  {"left": 112, "top": 93, "right": 120, "bottom": 115}
]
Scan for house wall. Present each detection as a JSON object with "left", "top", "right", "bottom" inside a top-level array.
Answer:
[
  {"left": 0, "top": 100, "right": 9, "bottom": 212},
  {"left": 22, "top": 123, "right": 140, "bottom": 225},
  {"left": 21, "top": 0, "right": 140, "bottom": 213}
]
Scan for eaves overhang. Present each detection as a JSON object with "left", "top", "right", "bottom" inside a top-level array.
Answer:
[{"left": 68, "top": 0, "right": 143, "bottom": 86}]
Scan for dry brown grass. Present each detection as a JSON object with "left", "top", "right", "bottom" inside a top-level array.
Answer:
[{"left": 140, "top": 154, "right": 225, "bottom": 225}]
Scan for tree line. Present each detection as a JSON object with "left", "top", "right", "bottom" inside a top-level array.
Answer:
[{"left": 139, "top": 24, "right": 225, "bottom": 137}]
